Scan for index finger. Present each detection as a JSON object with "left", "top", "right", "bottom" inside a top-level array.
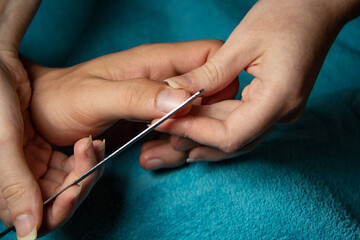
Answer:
[
  {"left": 86, "top": 40, "right": 224, "bottom": 81},
  {"left": 154, "top": 78, "right": 286, "bottom": 153}
]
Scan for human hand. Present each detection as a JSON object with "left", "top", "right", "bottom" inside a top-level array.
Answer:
[
  {"left": 0, "top": 50, "right": 104, "bottom": 239},
  {"left": 139, "top": 0, "right": 360, "bottom": 166},
  {"left": 25, "top": 40, "right": 236, "bottom": 146}
]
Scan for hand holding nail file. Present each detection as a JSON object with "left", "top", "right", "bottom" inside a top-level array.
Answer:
[{"left": 0, "top": 89, "right": 204, "bottom": 238}]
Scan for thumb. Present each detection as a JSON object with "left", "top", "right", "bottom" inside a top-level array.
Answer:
[
  {"left": 0, "top": 142, "right": 42, "bottom": 239},
  {"left": 86, "top": 78, "right": 191, "bottom": 121},
  {"left": 163, "top": 43, "right": 246, "bottom": 96}
]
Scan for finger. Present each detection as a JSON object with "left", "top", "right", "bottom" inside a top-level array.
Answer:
[
  {"left": 140, "top": 115, "right": 271, "bottom": 169},
  {"left": 202, "top": 78, "right": 239, "bottom": 105},
  {"left": 170, "top": 136, "right": 200, "bottom": 151},
  {"left": 140, "top": 140, "right": 187, "bottom": 170},
  {"left": 0, "top": 68, "right": 42, "bottom": 239},
  {"left": 47, "top": 151, "right": 74, "bottom": 174},
  {"left": 80, "top": 78, "right": 191, "bottom": 122},
  {"left": 72, "top": 136, "right": 103, "bottom": 192},
  {"left": 25, "top": 40, "right": 225, "bottom": 82},
  {"left": 143, "top": 117, "right": 272, "bottom": 169},
  {"left": 85, "top": 40, "right": 224, "bottom": 82},
  {"left": 163, "top": 35, "right": 254, "bottom": 96},
  {"left": 154, "top": 79, "right": 285, "bottom": 153},
  {"left": 41, "top": 136, "right": 104, "bottom": 231},
  {"left": 187, "top": 127, "right": 274, "bottom": 162},
  {"left": 0, "top": 142, "right": 42, "bottom": 239}
]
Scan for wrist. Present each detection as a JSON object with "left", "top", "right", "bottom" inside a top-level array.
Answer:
[
  {"left": 0, "top": 0, "right": 41, "bottom": 52},
  {"left": 323, "top": 0, "right": 360, "bottom": 25}
]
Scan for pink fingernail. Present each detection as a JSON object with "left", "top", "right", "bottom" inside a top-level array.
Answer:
[
  {"left": 14, "top": 214, "right": 37, "bottom": 240},
  {"left": 156, "top": 88, "right": 188, "bottom": 113},
  {"left": 145, "top": 159, "right": 165, "bottom": 170}
]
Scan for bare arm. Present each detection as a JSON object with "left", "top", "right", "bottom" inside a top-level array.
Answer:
[{"left": 0, "top": 0, "right": 41, "bottom": 52}]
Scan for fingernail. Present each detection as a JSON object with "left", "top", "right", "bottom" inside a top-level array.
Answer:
[
  {"left": 164, "top": 79, "right": 183, "bottom": 89},
  {"left": 14, "top": 214, "right": 37, "bottom": 240},
  {"left": 156, "top": 88, "right": 188, "bottom": 112},
  {"left": 74, "top": 184, "right": 82, "bottom": 199},
  {"left": 186, "top": 158, "right": 201, "bottom": 163},
  {"left": 85, "top": 135, "right": 95, "bottom": 158},
  {"left": 165, "top": 75, "right": 192, "bottom": 89},
  {"left": 98, "top": 139, "right": 106, "bottom": 159},
  {"left": 145, "top": 159, "right": 165, "bottom": 170}
]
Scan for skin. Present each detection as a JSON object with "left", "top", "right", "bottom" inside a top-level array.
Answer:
[
  {"left": 1, "top": 33, "right": 232, "bottom": 238},
  {"left": 140, "top": 0, "right": 360, "bottom": 169},
  {"left": 0, "top": 1, "right": 109, "bottom": 237},
  {"left": 0, "top": 31, "right": 105, "bottom": 239},
  {"left": 0, "top": 0, "right": 232, "bottom": 237},
  {"left": 2, "top": 0, "right": 359, "bottom": 237},
  {"left": 26, "top": 40, "right": 237, "bottom": 146}
]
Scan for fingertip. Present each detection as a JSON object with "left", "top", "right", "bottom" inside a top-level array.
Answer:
[
  {"left": 156, "top": 87, "right": 191, "bottom": 114},
  {"left": 139, "top": 141, "right": 164, "bottom": 170},
  {"left": 139, "top": 140, "right": 187, "bottom": 170},
  {"left": 73, "top": 136, "right": 102, "bottom": 176},
  {"left": 139, "top": 152, "right": 150, "bottom": 170}
]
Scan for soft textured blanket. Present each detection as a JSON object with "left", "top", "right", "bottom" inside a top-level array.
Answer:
[{"left": 1, "top": 0, "right": 360, "bottom": 239}]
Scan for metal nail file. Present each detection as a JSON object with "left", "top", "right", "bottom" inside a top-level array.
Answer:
[{"left": 0, "top": 89, "right": 204, "bottom": 238}]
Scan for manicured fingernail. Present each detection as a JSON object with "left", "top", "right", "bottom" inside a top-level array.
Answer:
[
  {"left": 165, "top": 75, "right": 192, "bottom": 89},
  {"left": 85, "top": 135, "right": 95, "bottom": 158},
  {"left": 98, "top": 139, "right": 106, "bottom": 159},
  {"left": 156, "top": 88, "right": 188, "bottom": 112},
  {"left": 14, "top": 214, "right": 37, "bottom": 240},
  {"left": 145, "top": 159, "right": 165, "bottom": 170},
  {"left": 74, "top": 184, "right": 82, "bottom": 199},
  {"left": 164, "top": 79, "right": 183, "bottom": 89}
]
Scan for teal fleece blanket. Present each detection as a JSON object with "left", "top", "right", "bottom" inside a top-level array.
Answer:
[{"left": 1, "top": 0, "right": 360, "bottom": 239}]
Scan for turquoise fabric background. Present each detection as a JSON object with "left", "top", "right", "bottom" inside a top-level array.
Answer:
[{"left": 1, "top": 0, "right": 360, "bottom": 239}]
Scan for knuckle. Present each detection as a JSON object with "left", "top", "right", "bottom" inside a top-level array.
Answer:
[
  {"left": 221, "top": 141, "right": 241, "bottom": 154},
  {"left": 117, "top": 81, "right": 142, "bottom": 115},
  {"left": 1, "top": 180, "right": 28, "bottom": 205},
  {"left": 195, "top": 60, "right": 222, "bottom": 89},
  {"left": 205, "top": 39, "right": 225, "bottom": 60},
  {"left": 218, "top": 123, "right": 241, "bottom": 154}
]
